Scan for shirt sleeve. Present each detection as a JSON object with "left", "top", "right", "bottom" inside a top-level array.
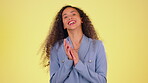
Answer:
[
  {"left": 74, "top": 42, "right": 107, "bottom": 83},
  {"left": 50, "top": 46, "right": 74, "bottom": 83}
]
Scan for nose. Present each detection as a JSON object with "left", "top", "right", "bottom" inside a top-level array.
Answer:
[{"left": 68, "top": 16, "right": 72, "bottom": 20}]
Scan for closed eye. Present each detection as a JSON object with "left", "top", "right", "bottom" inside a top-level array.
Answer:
[
  {"left": 64, "top": 16, "right": 68, "bottom": 19},
  {"left": 73, "top": 13, "right": 76, "bottom": 16}
]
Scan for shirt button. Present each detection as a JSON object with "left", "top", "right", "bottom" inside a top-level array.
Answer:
[
  {"left": 62, "top": 60, "right": 65, "bottom": 63},
  {"left": 88, "top": 60, "right": 92, "bottom": 63}
]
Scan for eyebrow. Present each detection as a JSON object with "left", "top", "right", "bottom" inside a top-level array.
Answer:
[{"left": 62, "top": 10, "right": 76, "bottom": 16}]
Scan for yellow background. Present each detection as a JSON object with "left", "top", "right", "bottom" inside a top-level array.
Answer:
[{"left": 0, "top": 0, "right": 148, "bottom": 83}]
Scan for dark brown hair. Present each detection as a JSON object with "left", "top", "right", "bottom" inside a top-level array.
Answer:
[{"left": 41, "top": 5, "right": 99, "bottom": 67}]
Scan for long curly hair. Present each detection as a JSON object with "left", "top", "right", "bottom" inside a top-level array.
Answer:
[{"left": 41, "top": 5, "right": 99, "bottom": 67}]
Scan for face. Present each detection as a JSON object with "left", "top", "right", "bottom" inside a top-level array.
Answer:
[{"left": 62, "top": 7, "right": 83, "bottom": 30}]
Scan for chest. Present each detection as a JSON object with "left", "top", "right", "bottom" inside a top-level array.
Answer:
[{"left": 57, "top": 46, "right": 97, "bottom": 71}]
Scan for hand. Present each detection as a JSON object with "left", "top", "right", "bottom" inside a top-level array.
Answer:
[
  {"left": 63, "top": 39, "right": 79, "bottom": 65},
  {"left": 70, "top": 49, "right": 79, "bottom": 66},
  {"left": 63, "top": 39, "right": 73, "bottom": 60}
]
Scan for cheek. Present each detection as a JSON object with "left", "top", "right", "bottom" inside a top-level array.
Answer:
[
  {"left": 77, "top": 19, "right": 82, "bottom": 24},
  {"left": 62, "top": 20, "right": 68, "bottom": 29},
  {"left": 76, "top": 16, "right": 82, "bottom": 23},
  {"left": 63, "top": 20, "right": 67, "bottom": 25}
]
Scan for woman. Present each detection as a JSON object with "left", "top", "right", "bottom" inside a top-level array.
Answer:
[{"left": 42, "top": 5, "right": 107, "bottom": 83}]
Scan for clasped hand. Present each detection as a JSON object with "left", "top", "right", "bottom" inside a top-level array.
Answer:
[{"left": 64, "top": 39, "right": 79, "bottom": 66}]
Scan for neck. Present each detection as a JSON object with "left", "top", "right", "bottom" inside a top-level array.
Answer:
[{"left": 67, "top": 27, "right": 83, "bottom": 48}]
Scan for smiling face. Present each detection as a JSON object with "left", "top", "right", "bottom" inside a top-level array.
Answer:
[{"left": 62, "top": 7, "right": 83, "bottom": 30}]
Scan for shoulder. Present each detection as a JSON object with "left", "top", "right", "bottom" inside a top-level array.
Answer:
[
  {"left": 92, "top": 39, "right": 103, "bottom": 45},
  {"left": 51, "top": 40, "right": 63, "bottom": 51},
  {"left": 88, "top": 38, "right": 105, "bottom": 54},
  {"left": 89, "top": 38, "right": 104, "bottom": 48}
]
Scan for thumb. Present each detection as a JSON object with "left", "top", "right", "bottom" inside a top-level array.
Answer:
[{"left": 71, "top": 50, "right": 76, "bottom": 60}]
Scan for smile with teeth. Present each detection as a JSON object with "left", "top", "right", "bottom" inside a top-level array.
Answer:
[{"left": 68, "top": 20, "right": 76, "bottom": 25}]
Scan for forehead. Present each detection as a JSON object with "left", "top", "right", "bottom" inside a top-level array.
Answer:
[{"left": 62, "top": 7, "right": 78, "bottom": 15}]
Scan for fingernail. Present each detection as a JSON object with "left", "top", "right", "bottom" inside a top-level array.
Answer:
[{"left": 64, "top": 39, "right": 66, "bottom": 42}]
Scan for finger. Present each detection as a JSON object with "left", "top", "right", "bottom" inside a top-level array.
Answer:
[
  {"left": 64, "top": 39, "right": 68, "bottom": 47},
  {"left": 64, "top": 39, "right": 72, "bottom": 56},
  {"left": 70, "top": 50, "right": 76, "bottom": 60},
  {"left": 66, "top": 41, "right": 71, "bottom": 48},
  {"left": 66, "top": 42, "right": 71, "bottom": 50},
  {"left": 64, "top": 39, "right": 70, "bottom": 57},
  {"left": 64, "top": 45, "right": 68, "bottom": 55},
  {"left": 67, "top": 47, "right": 71, "bottom": 55},
  {"left": 67, "top": 48, "right": 73, "bottom": 59},
  {"left": 64, "top": 40, "right": 69, "bottom": 51},
  {"left": 64, "top": 39, "right": 69, "bottom": 48},
  {"left": 66, "top": 45, "right": 70, "bottom": 54}
]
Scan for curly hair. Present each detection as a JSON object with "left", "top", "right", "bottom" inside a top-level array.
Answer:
[{"left": 41, "top": 5, "right": 99, "bottom": 67}]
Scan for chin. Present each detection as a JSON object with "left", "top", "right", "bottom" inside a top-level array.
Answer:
[{"left": 67, "top": 26, "right": 77, "bottom": 30}]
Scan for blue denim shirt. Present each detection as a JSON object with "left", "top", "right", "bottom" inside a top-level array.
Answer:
[{"left": 50, "top": 35, "right": 107, "bottom": 83}]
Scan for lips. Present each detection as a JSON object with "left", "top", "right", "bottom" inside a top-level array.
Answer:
[{"left": 68, "top": 20, "right": 76, "bottom": 25}]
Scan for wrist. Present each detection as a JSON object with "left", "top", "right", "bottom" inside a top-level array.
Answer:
[{"left": 74, "top": 59, "right": 79, "bottom": 66}]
